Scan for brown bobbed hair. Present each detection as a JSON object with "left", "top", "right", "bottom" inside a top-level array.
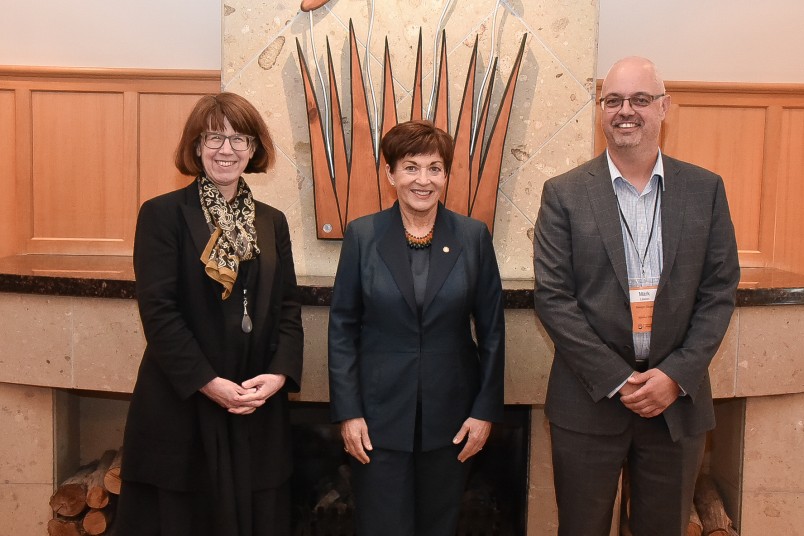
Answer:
[
  {"left": 381, "top": 120, "right": 454, "bottom": 174},
  {"left": 174, "top": 92, "right": 276, "bottom": 176}
]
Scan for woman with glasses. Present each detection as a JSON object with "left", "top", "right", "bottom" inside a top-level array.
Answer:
[{"left": 116, "top": 92, "right": 303, "bottom": 536}]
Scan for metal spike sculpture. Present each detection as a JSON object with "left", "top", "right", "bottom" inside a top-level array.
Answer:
[{"left": 297, "top": 16, "right": 527, "bottom": 239}]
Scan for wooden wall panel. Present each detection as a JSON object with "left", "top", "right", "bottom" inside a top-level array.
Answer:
[
  {"left": 30, "top": 91, "right": 131, "bottom": 254},
  {"left": 775, "top": 108, "right": 804, "bottom": 274},
  {"left": 138, "top": 93, "right": 202, "bottom": 204},
  {"left": 663, "top": 105, "right": 768, "bottom": 259},
  {"left": 0, "top": 91, "right": 16, "bottom": 258},
  {"left": 596, "top": 81, "right": 804, "bottom": 274},
  {"left": 0, "top": 67, "right": 219, "bottom": 257}
]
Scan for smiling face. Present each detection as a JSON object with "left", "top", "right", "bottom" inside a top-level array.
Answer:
[
  {"left": 600, "top": 57, "right": 670, "bottom": 153},
  {"left": 387, "top": 152, "right": 447, "bottom": 219},
  {"left": 198, "top": 117, "right": 255, "bottom": 201}
]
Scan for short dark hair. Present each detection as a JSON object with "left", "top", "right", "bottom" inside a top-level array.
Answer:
[
  {"left": 381, "top": 120, "right": 454, "bottom": 174},
  {"left": 174, "top": 92, "right": 276, "bottom": 176}
]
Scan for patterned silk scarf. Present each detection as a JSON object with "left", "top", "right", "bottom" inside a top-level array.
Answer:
[{"left": 198, "top": 175, "right": 260, "bottom": 299}]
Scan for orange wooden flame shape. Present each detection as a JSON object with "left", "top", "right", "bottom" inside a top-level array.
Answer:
[
  {"left": 300, "top": 0, "right": 331, "bottom": 13},
  {"left": 297, "top": 22, "right": 527, "bottom": 238}
]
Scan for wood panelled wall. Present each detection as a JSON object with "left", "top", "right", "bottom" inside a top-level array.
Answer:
[
  {"left": 596, "top": 81, "right": 804, "bottom": 274},
  {"left": 0, "top": 67, "right": 220, "bottom": 257},
  {"left": 1, "top": 71, "right": 801, "bottom": 275}
]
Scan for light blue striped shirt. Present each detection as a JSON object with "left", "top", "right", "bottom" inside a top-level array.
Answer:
[{"left": 606, "top": 150, "right": 664, "bottom": 360}]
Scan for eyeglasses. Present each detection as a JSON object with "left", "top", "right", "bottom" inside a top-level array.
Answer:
[
  {"left": 599, "top": 93, "right": 665, "bottom": 111},
  {"left": 200, "top": 132, "right": 255, "bottom": 151}
]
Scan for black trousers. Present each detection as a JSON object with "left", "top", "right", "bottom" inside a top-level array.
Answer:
[
  {"left": 550, "top": 416, "right": 705, "bottom": 536},
  {"left": 349, "top": 443, "right": 471, "bottom": 536}
]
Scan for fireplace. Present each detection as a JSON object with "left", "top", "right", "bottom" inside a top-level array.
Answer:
[{"left": 289, "top": 403, "right": 531, "bottom": 536}]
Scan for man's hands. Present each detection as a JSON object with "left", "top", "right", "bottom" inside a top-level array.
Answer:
[
  {"left": 200, "top": 374, "right": 286, "bottom": 415},
  {"left": 619, "top": 369, "right": 680, "bottom": 418}
]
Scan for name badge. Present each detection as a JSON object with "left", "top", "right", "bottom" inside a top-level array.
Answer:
[{"left": 629, "top": 286, "right": 657, "bottom": 333}]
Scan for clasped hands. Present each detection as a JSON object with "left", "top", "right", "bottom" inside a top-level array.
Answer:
[
  {"left": 618, "top": 368, "right": 680, "bottom": 418},
  {"left": 340, "top": 416, "right": 491, "bottom": 465},
  {"left": 200, "top": 374, "right": 286, "bottom": 415}
]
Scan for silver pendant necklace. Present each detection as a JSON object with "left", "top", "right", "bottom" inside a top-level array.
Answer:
[{"left": 241, "top": 288, "right": 253, "bottom": 333}]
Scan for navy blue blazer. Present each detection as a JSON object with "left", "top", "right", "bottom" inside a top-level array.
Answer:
[{"left": 328, "top": 203, "right": 505, "bottom": 452}]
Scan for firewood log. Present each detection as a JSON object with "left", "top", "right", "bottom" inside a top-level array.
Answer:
[
  {"left": 49, "top": 463, "right": 95, "bottom": 517},
  {"left": 103, "top": 448, "right": 123, "bottom": 495},
  {"left": 47, "top": 516, "right": 85, "bottom": 536},
  {"left": 687, "top": 503, "right": 703, "bottom": 536},
  {"left": 82, "top": 506, "right": 114, "bottom": 535},
  {"left": 694, "top": 474, "right": 733, "bottom": 536},
  {"left": 86, "top": 450, "right": 117, "bottom": 509}
]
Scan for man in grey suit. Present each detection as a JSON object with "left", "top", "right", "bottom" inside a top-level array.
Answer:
[{"left": 533, "top": 57, "right": 740, "bottom": 536}]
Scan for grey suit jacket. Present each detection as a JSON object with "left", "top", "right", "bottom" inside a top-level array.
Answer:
[
  {"left": 533, "top": 153, "right": 740, "bottom": 441},
  {"left": 328, "top": 203, "right": 505, "bottom": 452}
]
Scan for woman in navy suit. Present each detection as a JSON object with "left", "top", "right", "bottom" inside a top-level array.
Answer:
[
  {"left": 328, "top": 120, "right": 505, "bottom": 536},
  {"left": 116, "top": 93, "right": 303, "bottom": 536}
]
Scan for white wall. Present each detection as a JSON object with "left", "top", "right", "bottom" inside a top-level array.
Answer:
[
  {"left": 2, "top": 1, "right": 803, "bottom": 79},
  {"left": 0, "top": 0, "right": 221, "bottom": 69},
  {"left": 598, "top": 0, "right": 804, "bottom": 83}
]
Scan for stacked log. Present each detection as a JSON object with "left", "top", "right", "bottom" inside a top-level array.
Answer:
[
  {"left": 620, "top": 470, "right": 739, "bottom": 535},
  {"left": 48, "top": 449, "right": 121, "bottom": 536},
  {"left": 102, "top": 449, "right": 123, "bottom": 495},
  {"left": 694, "top": 474, "right": 739, "bottom": 536}
]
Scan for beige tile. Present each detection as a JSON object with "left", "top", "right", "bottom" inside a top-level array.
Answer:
[
  {"left": 295, "top": 306, "right": 330, "bottom": 402},
  {"left": 248, "top": 148, "right": 310, "bottom": 216},
  {"left": 493, "top": 192, "right": 541, "bottom": 280},
  {"left": 0, "top": 383, "right": 54, "bottom": 484},
  {"left": 527, "top": 407, "right": 558, "bottom": 535},
  {"left": 0, "top": 483, "right": 53, "bottom": 536},
  {"left": 71, "top": 298, "right": 143, "bottom": 393},
  {"left": 527, "top": 485, "right": 559, "bottom": 536},
  {"left": 505, "top": 310, "right": 552, "bottom": 404},
  {"left": 500, "top": 100, "right": 596, "bottom": 226},
  {"left": 0, "top": 294, "right": 72, "bottom": 388},
  {"left": 508, "top": 0, "right": 598, "bottom": 90},
  {"left": 709, "top": 311, "right": 738, "bottom": 398},
  {"left": 742, "top": 393, "right": 804, "bottom": 493},
  {"left": 736, "top": 305, "right": 804, "bottom": 397},
  {"left": 222, "top": 1, "right": 300, "bottom": 86},
  {"left": 740, "top": 491, "right": 804, "bottom": 536}
]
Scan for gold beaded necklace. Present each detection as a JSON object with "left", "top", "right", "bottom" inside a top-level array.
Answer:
[{"left": 405, "top": 227, "right": 434, "bottom": 249}]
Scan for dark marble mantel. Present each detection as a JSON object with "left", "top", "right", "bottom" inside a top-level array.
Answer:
[{"left": 0, "top": 255, "right": 802, "bottom": 307}]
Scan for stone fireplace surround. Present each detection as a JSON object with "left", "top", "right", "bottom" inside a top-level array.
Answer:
[{"left": 1, "top": 256, "right": 803, "bottom": 535}]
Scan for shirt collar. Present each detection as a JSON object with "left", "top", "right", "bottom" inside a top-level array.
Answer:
[{"left": 606, "top": 149, "right": 665, "bottom": 192}]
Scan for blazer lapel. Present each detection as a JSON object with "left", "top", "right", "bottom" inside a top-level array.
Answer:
[
  {"left": 423, "top": 205, "right": 462, "bottom": 313},
  {"left": 377, "top": 205, "right": 418, "bottom": 315},
  {"left": 180, "top": 179, "right": 213, "bottom": 259},
  {"left": 585, "top": 156, "right": 629, "bottom": 297},
  {"left": 657, "top": 156, "right": 685, "bottom": 294}
]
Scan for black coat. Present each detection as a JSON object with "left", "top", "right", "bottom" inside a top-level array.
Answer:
[
  {"left": 121, "top": 180, "right": 303, "bottom": 493},
  {"left": 328, "top": 203, "right": 505, "bottom": 452}
]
